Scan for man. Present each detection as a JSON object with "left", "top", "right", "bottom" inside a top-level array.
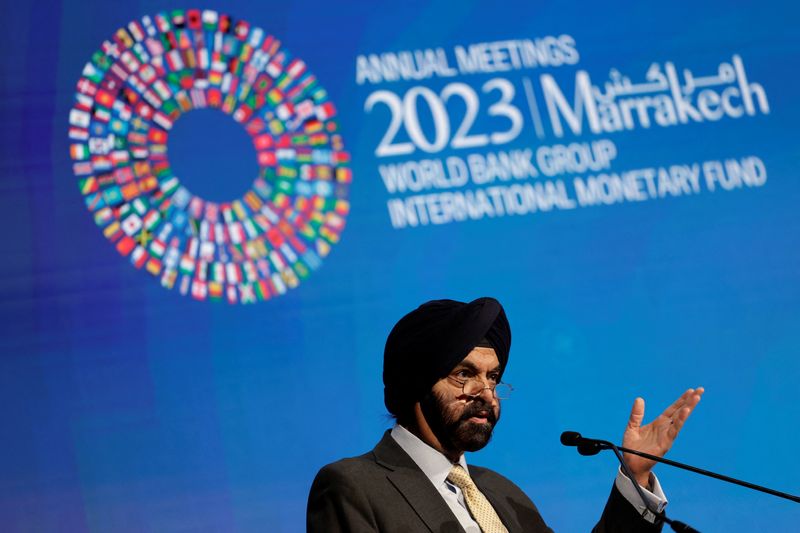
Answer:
[{"left": 308, "top": 297, "right": 703, "bottom": 532}]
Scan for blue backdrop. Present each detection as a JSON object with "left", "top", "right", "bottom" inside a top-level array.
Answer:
[{"left": 2, "top": 1, "right": 798, "bottom": 531}]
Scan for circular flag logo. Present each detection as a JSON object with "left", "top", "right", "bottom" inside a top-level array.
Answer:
[{"left": 68, "top": 9, "right": 351, "bottom": 303}]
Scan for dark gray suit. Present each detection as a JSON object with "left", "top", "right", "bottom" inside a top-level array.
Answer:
[{"left": 307, "top": 431, "right": 662, "bottom": 532}]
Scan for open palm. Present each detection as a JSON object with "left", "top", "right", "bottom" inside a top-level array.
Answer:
[{"left": 622, "top": 387, "right": 704, "bottom": 487}]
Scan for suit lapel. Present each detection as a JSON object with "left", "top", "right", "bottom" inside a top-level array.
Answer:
[{"left": 372, "top": 431, "right": 466, "bottom": 533}]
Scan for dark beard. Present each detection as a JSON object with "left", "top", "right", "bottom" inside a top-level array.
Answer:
[{"left": 420, "top": 389, "right": 500, "bottom": 454}]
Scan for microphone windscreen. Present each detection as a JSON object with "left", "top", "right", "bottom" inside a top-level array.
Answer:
[
  {"left": 560, "top": 431, "right": 582, "bottom": 446},
  {"left": 578, "top": 441, "right": 602, "bottom": 456}
]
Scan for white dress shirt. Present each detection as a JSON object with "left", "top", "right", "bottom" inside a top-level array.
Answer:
[{"left": 390, "top": 425, "right": 667, "bottom": 531}]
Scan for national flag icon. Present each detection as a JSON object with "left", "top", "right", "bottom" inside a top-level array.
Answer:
[
  {"left": 258, "top": 151, "right": 276, "bottom": 166},
  {"left": 146, "top": 257, "right": 162, "bottom": 275},
  {"left": 239, "top": 283, "right": 256, "bottom": 303},
  {"left": 253, "top": 133, "right": 273, "bottom": 150},
  {"left": 95, "top": 89, "right": 115, "bottom": 108},
  {"left": 77, "top": 77, "right": 98, "bottom": 96},
  {"left": 254, "top": 279, "right": 271, "bottom": 300},
  {"left": 143, "top": 210, "right": 161, "bottom": 230},
  {"left": 94, "top": 106, "right": 112, "bottom": 123},
  {"left": 201, "top": 9, "right": 218, "bottom": 30},
  {"left": 110, "top": 63, "right": 130, "bottom": 83},
  {"left": 130, "top": 197, "right": 147, "bottom": 215},
  {"left": 111, "top": 150, "right": 131, "bottom": 166},
  {"left": 152, "top": 79, "right": 172, "bottom": 100},
  {"left": 286, "top": 59, "right": 306, "bottom": 79},
  {"left": 102, "top": 220, "right": 122, "bottom": 240},
  {"left": 101, "top": 39, "right": 121, "bottom": 59},
  {"left": 226, "top": 285, "right": 238, "bottom": 304},
  {"left": 109, "top": 119, "right": 128, "bottom": 134},
  {"left": 70, "top": 144, "right": 90, "bottom": 160},
  {"left": 271, "top": 272, "right": 287, "bottom": 295},
  {"left": 128, "top": 20, "right": 145, "bottom": 41},
  {"left": 154, "top": 12, "right": 171, "bottom": 33},
  {"left": 81, "top": 62, "right": 104, "bottom": 83},
  {"left": 132, "top": 103, "right": 153, "bottom": 123},
  {"left": 117, "top": 236, "right": 136, "bottom": 256},
  {"left": 101, "top": 186, "right": 123, "bottom": 206},
  {"left": 148, "top": 238, "right": 166, "bottom": 258},
  {"left": 145, "top": 36, "right": 164, "bottom": 58},
  {"left": 199, "top": 241, "right": 215, "bottom": 261},
  {"left": 304, "top": 119, "right": 324, "bottom": 134},
  {"left": 191, "top": 280, "right": 208, "bottom": 300},
  {"left": 209, "top": 262, "right": 224, "bottom": 282},
  {"left": 138, "top": 176, "right": 158, "bottom": 192},
  {"left": 253, "top": 73, "right": 272, "bottom": 93},
  {"left": 152, "top": 112, "right": 172, "bottom": 130},
  {"left": 161, "top": 268, "right": 178, "bottom": 289},
  {"left": 142, "top": 89, "right": 162, "bottom": 109},
  {"left": 316, "top": 239, "right": 331, "bottom": 257},
  {"left": 114, "top": 27, "right": 134, "bottom": 48},
  {"left": 316, "top": 101, "right": 336, "bottom": 120},
  {"left": 179, "top": 255, "right": 195, "bottom": 274},
  {"left": 86, "top": 192, "right": 106, "bottom": 211},
  {"left": 120, "top": 50, "right": 141, "bottom": 73},
  {"left": 147, "top": 127, "right": 167, "bottom": 144},
  {"left": 225, "top": 263, "right": 243, "bottom": 284},
  {"left": 135, "top": 228, "right": 153, "bottom": 247},
  {"left": 275, "top": 102, "right": 294, "bottom": 120},
  {"left": 69, "top": 127, "right": 90, "bottom": 141},
  {"left": 91, "top": 155, "right": 113, "bottom": 172},
  {"left": 69, "top": 109, "right": 91, "bottom": 128},
  {"left": 94, "top": 207, "right": 114, "bottom": 226},
  {"left": 336, "top": 167, "right": 353, "bottom": 183},
  {"left": 121, "top": 214, "right": 143, "bottom": 235},
  {"left": 266, "top": 88, "right": 283, "bottom": 105},
  {"left": 208, "top": 281, "right": 223, "bottom": 300},
  {"left": 121, "top": 182, "right": 140, "bottom": 200},
  {"left": 131, "top": 246, "right": 148, "bottom": 268},
  {"left": 178, "top": 274, "right": 191, "bottom": 295}
]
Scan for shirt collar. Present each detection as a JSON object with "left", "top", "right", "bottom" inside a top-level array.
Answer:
[{"left": 390, "top": 424, "right": 469, "bottom": 488}]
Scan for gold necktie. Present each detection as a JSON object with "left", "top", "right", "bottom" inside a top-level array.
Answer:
[{"left": 447, "top": 464, "right": 509, "bottom": 533}]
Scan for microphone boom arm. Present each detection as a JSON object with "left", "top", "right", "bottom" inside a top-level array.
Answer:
[{"left": 612, "top": 442, "right": 800, "bottom": 504}]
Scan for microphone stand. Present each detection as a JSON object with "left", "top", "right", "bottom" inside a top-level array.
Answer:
[
  {"left": 577, "top": 439, "right": 699, "bottom": 533},
  {"left": 573, "top": 435, "right": 800, "bottom": 504},
  {"left": 614, "top": 443, "right": 799, "bottom": 503}
]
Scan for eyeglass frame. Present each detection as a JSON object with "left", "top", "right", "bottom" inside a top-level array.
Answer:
[{"left": 446, "top": 375, "right": 514, "bottom": 399}]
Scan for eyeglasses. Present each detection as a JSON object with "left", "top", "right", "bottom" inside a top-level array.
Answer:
[{"left": 448, "top": 376, "right": 514, "bottom": 400}]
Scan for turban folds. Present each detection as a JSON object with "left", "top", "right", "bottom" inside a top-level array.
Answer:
[{"left": 383, "top": 297, "right": 511, "bottom": 416}]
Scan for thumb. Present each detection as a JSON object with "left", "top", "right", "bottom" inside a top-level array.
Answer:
[{"left": 627, "top": 397, "right": 645, "bottom": 430}]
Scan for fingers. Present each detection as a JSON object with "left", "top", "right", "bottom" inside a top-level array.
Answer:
[
  {"left": 668, "top": 387, "right": 703, "bottom": 438},
  {"left": 661, "top": 388, "right": 694, "bottom": 419},
  {"left": 627, "top": 397, "right": 645, "bottom": 429},
  {"left": 681, "top": 387, "right": 703, "bottom": 419}
]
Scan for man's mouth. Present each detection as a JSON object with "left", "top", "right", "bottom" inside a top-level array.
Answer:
[{"left": 465, "top": 410, "right": 492, "bottom": 425}]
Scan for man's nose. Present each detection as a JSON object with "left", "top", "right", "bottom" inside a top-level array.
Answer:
[{"left": 476, "top": 383, "right": 497, "bottom": 403}]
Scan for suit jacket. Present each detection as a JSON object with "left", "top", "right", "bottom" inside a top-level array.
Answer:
[{"left": 307, "top": 430, "right": 662, "bottom": 532}]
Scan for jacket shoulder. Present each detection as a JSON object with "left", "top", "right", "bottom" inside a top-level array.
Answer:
[
  {"left": 307, "top": 452, "right": 384, "bottom": 532},
  {"left": 313, "top": 450, "right": 381, "bottom": 482}
]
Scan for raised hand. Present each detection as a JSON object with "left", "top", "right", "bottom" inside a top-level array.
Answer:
[{"left": 622, "top": 387, "right": 704, "bottom": 487}]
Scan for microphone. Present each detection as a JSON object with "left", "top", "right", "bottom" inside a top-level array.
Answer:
[
  {"left": 559, "top": 431, "right": 582, "bottom": 445},
  {"left": 561, "top": 431, "right": 699, "bottom": 533},
  {"left": 559, "top": 431, "right": 603, "bottom": 455}
]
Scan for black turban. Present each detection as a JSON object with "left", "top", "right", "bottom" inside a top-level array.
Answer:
[{"left": 383, "top": 297, "right": 511, "bottom": 416}]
